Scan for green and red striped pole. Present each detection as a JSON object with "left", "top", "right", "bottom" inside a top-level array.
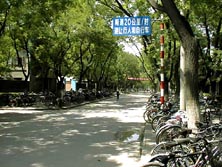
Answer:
[{"left": 160, "top": 22, "right": 164, "bottom": 105}]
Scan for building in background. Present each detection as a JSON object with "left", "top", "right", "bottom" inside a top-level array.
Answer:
[
  {"left": 8, "top": 50, "right": 29, "bottom": 81},
  {"left": 65, "top": 77, "right": 76, "bottom": 91}
]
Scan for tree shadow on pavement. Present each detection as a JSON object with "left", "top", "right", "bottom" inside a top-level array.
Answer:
[{"left": 0, "top": 93, "right": 155, "bottom": 167}]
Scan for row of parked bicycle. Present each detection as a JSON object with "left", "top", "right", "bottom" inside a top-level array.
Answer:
[
  {"left": 142, "top": 93, "right": 222, "bottom": 166},
  {"left": 0, "top": 89, "right": 113, "bottom": 108}
]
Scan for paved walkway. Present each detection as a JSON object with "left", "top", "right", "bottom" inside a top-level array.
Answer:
[{"left": 0, "top": 93, "right": 155, "bottom": 167}]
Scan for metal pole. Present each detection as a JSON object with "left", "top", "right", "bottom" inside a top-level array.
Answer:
[{"left": 160, "top": 22, "right": 164, "bottom": 105}]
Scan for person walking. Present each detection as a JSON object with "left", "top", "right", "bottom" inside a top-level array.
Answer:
[{"left": 116, "top": 90, "right": 120, "bottom": 100}]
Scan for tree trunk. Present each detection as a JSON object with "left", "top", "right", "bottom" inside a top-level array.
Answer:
[
  {"left": 148, "top": 0, "right": 200, "bottom": 131},
  {"left": 183, "top": 37, "right": 200, "bottom": 131},
  {"left": 173, "top": 39, "right": 180, "bottom": 99},
  {"left": 164, "top": 80, "right": 169, "bottom": 101},
  {"left": 180, "top": 46, "right": 186, "bottom": 111}
]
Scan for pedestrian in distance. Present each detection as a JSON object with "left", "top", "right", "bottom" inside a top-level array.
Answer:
[{"left": 116, "top": 90, "right": 120, "bottom": 100}]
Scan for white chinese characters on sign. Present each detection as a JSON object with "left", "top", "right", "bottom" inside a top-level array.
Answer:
[
  {"left": 114, "top": 26, "right": 150, "bottom": 35},
  {"left": 112, "top": 16, "right": 151, "bottom": 36}
]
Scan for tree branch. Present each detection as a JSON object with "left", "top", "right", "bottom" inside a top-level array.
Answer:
[
  {"left": 97, "top": 0, "right": 125, "bottom": 15},
  {"left": 0, "top": 5, "right": 11, "bottom": 37},
  {"left": 114, "top": 0, "right": 133, "bottom": 17},
  {"left": 147, "top": 0, "right": 165, "bottom": 12}
]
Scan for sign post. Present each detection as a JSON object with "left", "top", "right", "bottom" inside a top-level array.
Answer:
[{"left": 160, "top": 22, "right": 165, "bottom": 105}]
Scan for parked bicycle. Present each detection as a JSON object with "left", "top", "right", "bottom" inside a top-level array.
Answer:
[{"left": 145, "top": 137, "right": 222, "bottom": 167}]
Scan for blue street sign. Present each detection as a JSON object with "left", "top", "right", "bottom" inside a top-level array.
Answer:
[{"left": 112, "top": 16, "right": 152, "bottom": 36}]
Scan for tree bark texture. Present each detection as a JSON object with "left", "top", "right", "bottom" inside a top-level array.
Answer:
[
  {"left": 183, "top": 37, "right": 200, "bottom": 131},
  {"left": 164, "top": 0, "right": 200, "bottom": 130},
  {"left": 180, "top": 46, "right": 186, "bottom": 111},
  {"left": 148, "top": 0, "right": 200, "bottom": 130}
]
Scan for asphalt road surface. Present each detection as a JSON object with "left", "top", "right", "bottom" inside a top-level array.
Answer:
[{"left": 0, "top": 92, "right": 155, "bottom": 167}]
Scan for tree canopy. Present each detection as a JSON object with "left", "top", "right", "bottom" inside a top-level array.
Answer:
[{"left": 0, "top": 0, "right": 221, "bottom": 100}]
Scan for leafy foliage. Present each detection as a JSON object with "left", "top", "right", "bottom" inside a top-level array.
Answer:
[{"left": 0, "top": 0, "right": 221, "bottom": 93}]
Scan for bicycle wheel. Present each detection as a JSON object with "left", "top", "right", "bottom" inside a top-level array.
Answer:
[
  {"left": 151, "top": 140, "right": 192, "bottom": 156},
  {"left": 149, "top": 153, "right": 170, "bottom": 165},
  {"left": 155, "top": 122, "right": 168, "bottom": 133},
  {"left": 142, "top": 162, "right": 165, "bottom": 167},
  {"left": 151, "top": 115, "right": 164, "bottom": 131},
  {"left": 149, "top": 152, "right": 195, "bottom": 167},
  {"left": 207, "top": 125, "right": 222, "bottom": 139},
  {"left": 155, "top": 115, "right": 171, "bottom": 132},
  {"left": 166, "top": 154, "right": 194, "bottom": 167},
  {"left": 143, "top": 110, "right": 150, "bottom": 123},
  {"left": 156, "top": 124, "right": 182, "bottom": 144},
  {"left": 144, "top": 108, "right": 158, "bottom": 123},
  {"left": 155, "top": 124, "right": 173, "bottom": 137},
  {"left": 151, "top": 142, "right": 173, "bottom": 155}
]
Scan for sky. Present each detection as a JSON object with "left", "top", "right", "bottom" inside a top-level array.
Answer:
[{"left": 121, "top": 37, "right": 142, "bottom": 55}]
